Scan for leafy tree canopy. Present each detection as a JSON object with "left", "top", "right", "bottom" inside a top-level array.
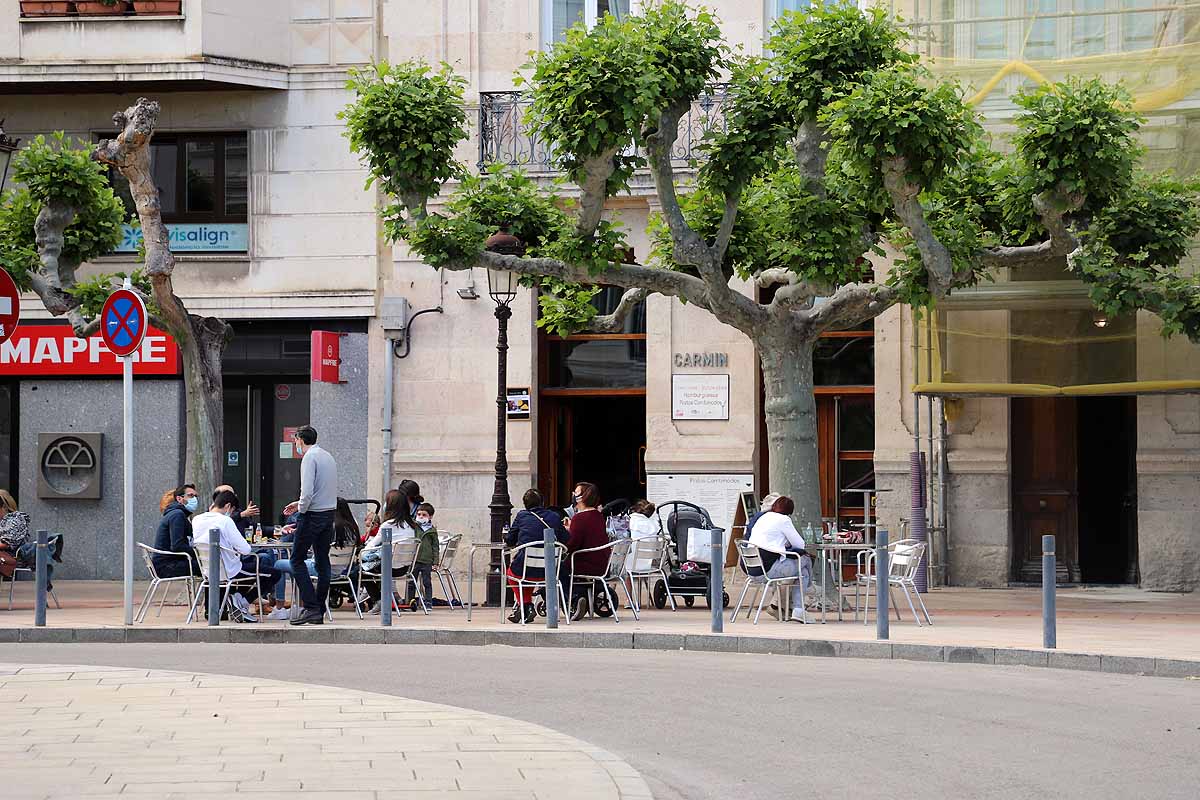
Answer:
[{"left": 343, "top": 1, "right": 1200, "bottom": 341}]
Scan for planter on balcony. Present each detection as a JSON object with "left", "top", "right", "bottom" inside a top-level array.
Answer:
[
  {"left": 19, "top": 1, "right": 74, "bottom": 15},
  {"left": 75, "top": 1, "right": 129, "bottom": 14},
  {"left": 132, "top": 0, "right": 180, "bottom": 13}
]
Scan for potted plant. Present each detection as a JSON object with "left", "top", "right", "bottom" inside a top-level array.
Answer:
[
  {"left": 75, "top": 0, "right": 128, "bottom": 14},
  {"left": 19, "top": 1, "right": 74, "bottom": 15},
  {"left": 132, "top": 0, "right": 181, "bottom": 13}
]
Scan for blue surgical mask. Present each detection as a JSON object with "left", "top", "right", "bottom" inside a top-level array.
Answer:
[{"left": 183, "top": 497, "right": 199, "bottom": 513}]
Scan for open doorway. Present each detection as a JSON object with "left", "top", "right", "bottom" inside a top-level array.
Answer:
[
  {"left": 1077, "top": 397, "right": 1137, "bottom": 583},
  {"left": 540, "top": 395, "right": 646, "bottom": 508}
]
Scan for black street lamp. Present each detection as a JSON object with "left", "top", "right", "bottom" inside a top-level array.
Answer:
[
  {"left": 0, "top": 121, "right": 21, "bottom": 194},
  {"left": 484, "top": 228, "right": 521, "bottom": 606}
]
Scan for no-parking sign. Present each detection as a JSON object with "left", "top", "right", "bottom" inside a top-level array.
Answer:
[
  {"left": 0, "top": 268, "right": 20, "bottom": 345},
  {"left": 100, "top": 288, "right": 147, "bottom": 358}
]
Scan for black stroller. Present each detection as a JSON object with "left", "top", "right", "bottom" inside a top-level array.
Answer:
[
  {"left": 650, "top": 500, "right": 730, "bottom": 610},
  {"left": 326, "top": 497, "right": 379, "bottom": 609}
]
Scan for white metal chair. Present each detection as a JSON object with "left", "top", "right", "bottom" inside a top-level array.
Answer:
[
  {"left": 359, "top": 536, "right": 426, "bottom": 615},
  {"left": 434, "top": 532, "right": 464, "bottom": 609},
  {"left": 567, "top": 538, "right": 636, "bottom": 622},
  {"left": 135, "top": 543, "right": 196, "bottom": 623},
  {"left": 855, "top": 538, "right": 933, "bottom": 626},
  {"left": 626, "top": 534, "right": 676, "bottom": 613},
  {"left": 186, "top": 543, "right": 266, "bottom": 624},
  {"left": 3, "top": 535, "right": 62, "bottom": 611},
  {"left": 323, "top": 544, "right": 364, "bottom": 620},
  {"left": 504, "top": 540, "right": 569, "bottom": 625},
  {"left": 729, "top": 540, "right": 802, "bottom": 624}
]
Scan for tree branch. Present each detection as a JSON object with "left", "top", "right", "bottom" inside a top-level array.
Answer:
[
  {"left": 589, "top": 287, "right": 649, "bottom": 333},
  {"left": 575, "top": 148, "right": 618, "bottom": 238},
  {"left": 806, "top": 281, "right": 900, "bottom": 335},
  {"left": 979, "top": 189, "right": 1084, "bottom": 269},
  {"left": 793, "top": 119, "right": 829, "bottom": 196},
  {"left": 644, "top": 102, "right": 710, "bottom": 268},
  {"left": 713, "top": 190, "right": 741, "bottom": 266},
  {"left": 882, "top": 156, "right": 955, "bottom": 299}
]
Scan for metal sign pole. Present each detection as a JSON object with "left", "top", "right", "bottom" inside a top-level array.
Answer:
[{"left": 121, "top": 279, "right": 135, "bottom": 626}]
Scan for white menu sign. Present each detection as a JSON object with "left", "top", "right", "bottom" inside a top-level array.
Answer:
[{"left": 671, "top": 373, "right": 730, "bottom": 420}]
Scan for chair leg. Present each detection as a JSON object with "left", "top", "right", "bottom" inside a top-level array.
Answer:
[
  {"left": 435, "top": 571, "right": 452, "bottom": 608},
  {"left": 752, "top": 581, "right": 771, "bottom": 624},
  {"left": 890, "top": 587, "right": 902, "bottom": 621},
  {"left": 900, "top": 583, "right": 922, "bottom": 627},
  {"left": 730, "top": 579, "right": 750, "bottom": 623},
  {"left": 6, "top": 573, "right": 14, "bottom": 611},
  {"left": 350, "top": 578, "right": 364, "bottom": 620},
  {"left": 185, "top": 581, "right": 206, "bottom": 624},
  {"left": 862, "top": 577, "right": 872, "bottom": 625},
  {"left": 135, "top": 579, "right": 158, "bottom": 624},
  {"left": 447, "top": 572, "right": 463, "bottom": 607},
  {"left": 914, "top": 584, "right": 934, "bottom": 625},
  {"left": 661, "top": 570, "right": 678, "bottom": 611},
  {"left": 620, "top": 577, "right": 639, "bottom": 621}
]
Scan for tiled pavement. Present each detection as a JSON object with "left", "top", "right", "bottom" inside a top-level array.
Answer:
[{"left": 0, "top": 663, "right": 653, "bottom": 800}]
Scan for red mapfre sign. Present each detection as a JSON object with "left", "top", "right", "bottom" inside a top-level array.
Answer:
[
  {"left": 0, "top": 324, "right": 180, "bottom": 376},
  {"left": 311, "top": 330, "right": 343, "bottom": 383}
]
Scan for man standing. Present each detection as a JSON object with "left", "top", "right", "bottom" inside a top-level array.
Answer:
[{"left": 282, "top": 425, "right": 337, "bottom": 625}]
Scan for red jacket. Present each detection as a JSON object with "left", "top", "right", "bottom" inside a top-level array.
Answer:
[{"left": 566, "top": 509, "right": 609, "bottom": 576}]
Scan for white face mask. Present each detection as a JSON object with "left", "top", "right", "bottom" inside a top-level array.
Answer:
[{"left": 416, "top": 515, "right": 432, "bottom": 528}]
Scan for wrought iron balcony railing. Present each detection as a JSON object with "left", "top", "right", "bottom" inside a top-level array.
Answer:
[{"left": 478, "top": 85, "right": 728, "bottom": 172}]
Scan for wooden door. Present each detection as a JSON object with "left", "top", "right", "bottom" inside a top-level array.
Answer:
[
  {"left": 537, "top": 397, "right": 575, "bottom": 508},
  {"left": 1011, "top": 397, "right": 1079, "bottom": 582}
]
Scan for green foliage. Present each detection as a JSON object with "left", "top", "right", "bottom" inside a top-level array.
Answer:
[
  {"left": 530, "top": 280, "right": 602, "bottom": 337},
  {"left": 523, "top": 2, "right": 723, "bottom": 189},
  {"left": 340, "top": 61, "right": 468, "bottom": 200},
  {"left": 1073, "top": 174, "right": 1200, "bottom": 339},
  {"left": 445, "top": 166, "right": 570, "bottom": 255},
  {"left": 0, "top": 133, "right": 124, "bottom": 286},
  {"left": 767, "top": 3, "right": 914, "bottom": 120},
  {"left": 698, "top": 58, "right": 791, "bottom": 195},
  {"left": 1012, "top": 78, "right": 1141, "bottom": 202},
  {"left": 68, "top": 271, "right": 155, "bottom": 320},
  {"left": 824, "top": 66, "right": 980, "bottom": 190}
]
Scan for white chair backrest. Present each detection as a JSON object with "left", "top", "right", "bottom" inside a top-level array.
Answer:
[
  {"left": 510, "top": 540, "right": 566, "bottom": 581},
  {"left": 194, "top": 543, "right": 221, "bottom": 583},
  {"left": 328, "top": 544, "right": 357, "bottom": 574},
  {"left": 391, "top": 537, "right": 419, "bottom": 569},
  {"left": 437, "top": 533, "right": 462, "bottom": 570},
  {"left": 889, "top": 539, "right": 924, "bottom": 580},
  {"left": 604, "top": 538, "right": 631, "bottom": 580},
  {"left": 736, "top": 540, "right": 766, "bottom": 575},
  {"left": 628, "top": 535, "right": 661, "bottom": 571},
  {"left": 137, "top": 544, "right": 159, "bottom": 579}
]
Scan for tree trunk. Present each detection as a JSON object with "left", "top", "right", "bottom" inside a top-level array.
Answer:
[
  {"left": 758, "top": 332, "right": 823, "bottom": 531},
  {"left": 176, "top": 314, "right": 227, "bottom": 491}
]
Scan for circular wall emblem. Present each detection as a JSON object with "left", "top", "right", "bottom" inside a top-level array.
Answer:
[
  {"left": 41, "top": 436, "right": 98, "bottom": 496},
  {"left": 275, "top": 384, "right": 291, "bottom": 401}
]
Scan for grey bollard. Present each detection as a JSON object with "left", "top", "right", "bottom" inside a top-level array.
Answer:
[
  {"left": 34, "top": 530, "right": 48, "bottom": 627},
  {"left": 1042, "top": 534, "right": 1056, "bottom": 649},
  {"left": 381, "top": 526, "right": 393, "bottom": 627},
  {"left": 875, "top": 527, "right": 889, "bottom": 641},
  {"left": 544, "top": 528, "right": 559, "bottom": 629},
  {"left": 710, "top": 528, "right": 724, "bottom": 634},
  {"left": 207, "top": 530, "right": 221, "bottom": 626}
]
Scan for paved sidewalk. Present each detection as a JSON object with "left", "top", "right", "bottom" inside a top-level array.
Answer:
[
  {"left": 2, "top": 581, "right": 1198, "bottom": 662},
  {"left": 0, "top": 663, "right": 652, "bottom": 800}
]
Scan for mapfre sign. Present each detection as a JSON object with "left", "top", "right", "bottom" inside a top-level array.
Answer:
[{"left": 0, "top": 324, "right": 180, "bottom": 376}]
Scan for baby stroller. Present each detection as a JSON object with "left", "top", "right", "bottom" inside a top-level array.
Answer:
[
  {"left": 650, "top": 500, "right": 730, "bottom": 610},
  {"left": 326, "top": 497, "right": 380, "bottom": 609}
]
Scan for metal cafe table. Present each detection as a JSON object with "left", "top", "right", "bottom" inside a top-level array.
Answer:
[
  {"left": 816, "top": 541, "right": 874, "bottom": 623},
  {"left": 465, "top": 542, "right": 509, "bottom": 622}
]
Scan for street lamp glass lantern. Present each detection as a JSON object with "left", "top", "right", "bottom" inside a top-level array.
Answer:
[{"left": 486, "top": 266, "right": 518, "bottom": 307}]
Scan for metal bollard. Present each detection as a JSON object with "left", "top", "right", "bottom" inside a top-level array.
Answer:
[
  {"left": 544, "top": 528, "right": 559, "bottom": 629},
  {"left": 1042, "top": 534, "right": 1056, "bottom": 649},
  {"left": 34, "top": 530, "right": 48, "bottom": 627},
  {"left": 875, "top": 527, "right": 889, "bottom": 641},
  {"left": 710, "top": 528, "right": 724, "bottom": 634},
  {"left": 207, "top": 531, "right": 221, "bottom": 627},
  {"left": 381, "top": 526, "right": 393, "bottom": 627}
]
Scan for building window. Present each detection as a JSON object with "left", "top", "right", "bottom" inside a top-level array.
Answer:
[
  {"left": 543, "top": 0, "right": 635, "bottom": 46},
  {"left": 107, "top": 132, "right": 249, "bottom": 254},
  {"left": 768, "top": 0, "right": 812, "bottom": 22}
]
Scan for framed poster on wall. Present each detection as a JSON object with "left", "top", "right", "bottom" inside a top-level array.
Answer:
[{"left": 671, "top": 373, "right": 730, "bottom": 420}]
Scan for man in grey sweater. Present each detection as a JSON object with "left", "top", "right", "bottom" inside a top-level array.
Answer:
[{"left": 282, "top": 425, "right": 338, "bottom": 625}]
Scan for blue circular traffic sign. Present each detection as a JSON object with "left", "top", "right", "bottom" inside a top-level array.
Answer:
[{"left": 100, "top": 288, "right": 147, "bottom": 357}]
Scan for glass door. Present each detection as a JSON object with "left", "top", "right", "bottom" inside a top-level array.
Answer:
[{"left": 221, "top": 378, "right": 309, "bottom": 528}]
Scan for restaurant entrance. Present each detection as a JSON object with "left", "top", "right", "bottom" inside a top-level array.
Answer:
[{"left": 221, "top": 379, "right": 309, "bottom": 527}]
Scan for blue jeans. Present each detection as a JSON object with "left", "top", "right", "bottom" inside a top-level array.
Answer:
[
  {"left": 15, "top": 542, "right": 53, "bottom": 589},
  {"left": 765, "top": 553, "right": 812, "bottom": 609},
  {"left": 290, "top": 509, "right": 334, "bottom": 614}
]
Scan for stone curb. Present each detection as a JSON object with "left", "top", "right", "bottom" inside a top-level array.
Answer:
[{"left": 2, "top": 626, "right": 1196, "bottom": 680}]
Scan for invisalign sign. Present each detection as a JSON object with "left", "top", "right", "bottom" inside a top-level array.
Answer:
[{"left": 116, "top": 223, "right": 249, "bottom": 253}]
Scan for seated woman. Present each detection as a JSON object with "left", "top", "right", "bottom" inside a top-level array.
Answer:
[
  {"left": 505, "top": 488, "right": 568, "bottom": 623},
  {"left": 0, "top": 489, "right": 56, "bottom": 592},
  {"left": 563, "top": 482, "right": 610, "bottom": 619},
  {"left": 355, "top": 490, "right": 416, "bottom": 612},
  {"left": 746, "top": 495, "right": 813, "bottom": 623}
]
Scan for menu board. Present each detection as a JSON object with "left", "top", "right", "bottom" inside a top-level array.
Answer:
[{"left": 646, "top": 473, "right": 754, "bottom": 536}]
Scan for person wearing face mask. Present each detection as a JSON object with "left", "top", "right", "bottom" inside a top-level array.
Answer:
[
  {"left": 151, "top": 484, "right": 200, "bottom": 579},
  {"left": 404, "top": 502, "right": 440, "bottom": 611},
  {"left": 213, "top": 484, "right": 260, "bottom": 537},
  {"left": 281, "top": 425, "right": 338, "bottom": 626}
]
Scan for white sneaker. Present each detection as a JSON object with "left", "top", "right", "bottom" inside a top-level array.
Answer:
[
  {"left": 266, "top": 607, "right": 290, "bottom": 621},
  {"left": 790, "top": 609, "right": 813, "bottom": 624}
]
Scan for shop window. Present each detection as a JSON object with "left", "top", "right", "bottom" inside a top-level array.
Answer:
[
  {"left": 0, "top": 382, "right": 15, "bottom": 499},
  {"left": 107, "top": 132, "right": 249, "bottom": 254},
  {"left": 543, "top": 0, "right": 635, "bottom": 46},
  {"left": 814, "top": 333, "right": 875, "bottom": 386},
  {"left": 541, "top": 285, "right": 647, "bottom": 390}
]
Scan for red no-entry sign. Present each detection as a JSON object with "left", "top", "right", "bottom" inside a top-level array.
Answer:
[
  {"left": 0, "top": 268, "right": 21, "bottom": 345},
  {"left": 100, "top": 288, "right": 147, "bottom": 358}
]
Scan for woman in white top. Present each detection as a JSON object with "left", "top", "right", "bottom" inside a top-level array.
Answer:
[
  {"left": 624, "top": 500, "right": 661, "bottom": 573},
  {"left": 358, "top": 489, "right": 416, "bottom": 610},
  {"left": 747, "top": 495, "right": 813, "bottom": 623}
]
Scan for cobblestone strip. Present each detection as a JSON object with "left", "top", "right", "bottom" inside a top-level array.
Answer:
[{"left": 0, "top": 664, "right": 654, "bottom": 800}]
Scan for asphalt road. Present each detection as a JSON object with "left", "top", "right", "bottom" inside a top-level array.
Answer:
[{"left": 10, "top": 644, "right": 1199, "bottom": 800}]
